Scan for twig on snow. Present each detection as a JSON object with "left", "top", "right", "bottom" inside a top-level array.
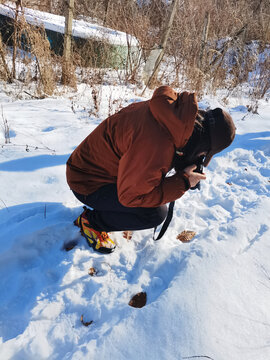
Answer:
[
  {"left": 24, "top": 91, "right": 46, "bottom": 100},
  {"left": 1, "top": 106, "right": 10, "bottom": 144},
  {"left": 0, "top": 198, "right": 9, "bottom": 212},
  {"left": 183, "top": 356, "right": 215, "bottom": 360},
  {"left": 0, "top": 142, "right": 56, "bottom": 154}
]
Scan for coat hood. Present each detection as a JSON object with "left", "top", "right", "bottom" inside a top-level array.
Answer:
[
  {"left": 203, "top": 108, "right": 236, "bottom": 166},
  {"left": 149, "top": 86, "right": 198, "bottom": 149}
]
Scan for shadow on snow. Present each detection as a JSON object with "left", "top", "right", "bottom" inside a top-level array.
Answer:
[
  {"left": 210, "top": 131, "right": 270, "bottom": 160},
  {"left": 0, "top": 202, "right": 80, "bottom": 341},
  {"left": 0, "top": 154, "right": 71, "bottom": 172}
]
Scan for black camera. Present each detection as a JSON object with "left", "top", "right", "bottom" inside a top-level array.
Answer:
[
  {"left": 190, "top": 155, "right": 204, "bottom": 190},
  {"left": 173, "top": 153, "right": 204, "bottom": 191}
]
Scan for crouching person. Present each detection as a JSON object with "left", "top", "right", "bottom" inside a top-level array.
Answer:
[{"left": 66, "top": 86, "right": 235, "bottom": 253}]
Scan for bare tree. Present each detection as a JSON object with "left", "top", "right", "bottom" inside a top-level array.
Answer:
[
  {"left": 103, "top": 0, "right": 111, "bottom": 25},
  {"left": 12, "top": 0, "right": 23, "bottom": 79},
  {"left": 61, "top": 0, "right": 76, "bottom": 87},
  {"left": 142, "top": 0, "right": 180, "bottom": 93},
  {"left": 197, "top": 11, "right": 210, "bottom": 70}
]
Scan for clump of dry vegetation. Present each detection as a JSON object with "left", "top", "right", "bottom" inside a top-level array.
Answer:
[{"left": 0, "top": 1, "right": 58, "bottom": 96}]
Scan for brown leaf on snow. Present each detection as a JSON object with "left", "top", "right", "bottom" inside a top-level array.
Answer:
[
  {"left": 81, "top": 315, "right": 93, "bottom": 327},
  {"left": 123, "top": 231, "right": 133, "bottom": 240},
  {"left": 226, "top": 182, "right": 233, "bottom": 186},
  {"left": 128, "top": 292, "right": 147, "bottom": 308},
  {"left": 88, "top": 267, "right": 97, "bottom": 276},
  {"left": 177, "top": 230, "right": 196, "bottom": 243}
]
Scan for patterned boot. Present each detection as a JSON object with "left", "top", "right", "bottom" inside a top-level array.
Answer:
[{"left": 74, "top": 207, "right": 116, "bottom": 254}]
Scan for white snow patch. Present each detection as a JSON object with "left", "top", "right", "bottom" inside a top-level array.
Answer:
[{"left": 0, "top": 80, "right": 270, "bottom": 360}]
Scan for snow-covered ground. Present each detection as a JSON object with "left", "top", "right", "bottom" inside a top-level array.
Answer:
[{"left": 0, "top": 81, "right": 269, "bottom": 360}]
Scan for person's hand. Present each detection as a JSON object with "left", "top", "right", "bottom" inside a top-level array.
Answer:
[{"left": 184, "top": 164, "right": 206, "bottom": 188}]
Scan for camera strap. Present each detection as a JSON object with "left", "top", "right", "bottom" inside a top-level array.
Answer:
[{"left": 153, "top": 201, "right": 175, "bottom": 240}]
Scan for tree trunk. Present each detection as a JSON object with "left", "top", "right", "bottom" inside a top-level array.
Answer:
[
  {"left": 12, "top": 1, "right": 22, "bottom": 79},
  {"left": 103, "top": 0, "right": 110, "bottom": 25},
  {"left": 142, "top": 0, "right": 180, "bottom": 93},
  {"left": 61, "top": 0, "right": 76, "bottom": 86},
  {"left": 197, "top": 11, "right": 210, "bottom": 70}
]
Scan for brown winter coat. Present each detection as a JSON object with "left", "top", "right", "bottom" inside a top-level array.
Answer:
[{"left": 66, "top": 86, "right": 198, "bottom": 207}]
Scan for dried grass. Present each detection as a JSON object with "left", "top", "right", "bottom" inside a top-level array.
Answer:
[
  {"left": 1, "top": 0, "right": 269, "bottom": 100},
  {"left": 23, "top": 21, "right": 56, "bottom": 95}
]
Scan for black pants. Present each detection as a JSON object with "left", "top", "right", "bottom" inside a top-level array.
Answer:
[{"left": 72, "top": 184, "right": 167, "bottom": 232}]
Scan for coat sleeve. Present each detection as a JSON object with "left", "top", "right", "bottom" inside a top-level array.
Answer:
[{"left": 117, "top": 135, "right": 190, "bottom": 208}]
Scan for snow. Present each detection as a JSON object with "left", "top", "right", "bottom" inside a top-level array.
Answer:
[
  {"left": 0, "top": 80, "right": 270, "bottom": 360},
  {"left": 0, "top": 2, "right": 138, "bottom": 47}
]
